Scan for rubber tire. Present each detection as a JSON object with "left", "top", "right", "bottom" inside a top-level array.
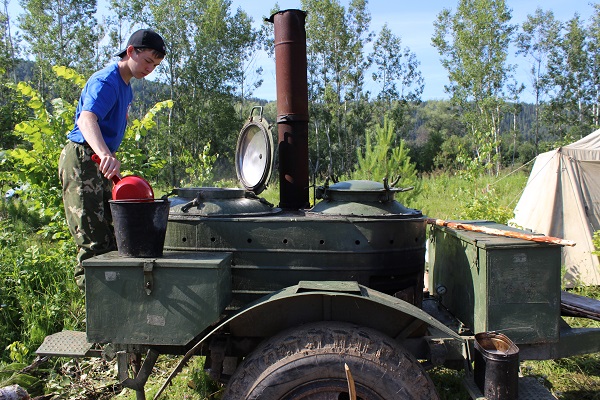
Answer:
[{"left": 222, "top": 321, "right": 440, "bottom": 400}]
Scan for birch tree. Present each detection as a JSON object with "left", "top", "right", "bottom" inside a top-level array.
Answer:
[
  {"left": 590, "top": 5, "right": 600, "bottom": 129},
  {"left": 1, "top": 2, "right": 25, "bottom": 148},
  {"left": 369, "top": 23, "right": 424, "bottom": 136},
  {"left": 302, "top": 0, "right": 374, "bottom": 178},
  {"left": 18, "top": 0, "right": 99, "bottom": 101},
  {"left": 515, "top": 8, "right": 561, "bottom": 153},
  {"left": 544, "top": 14, "right": 591, "bottom": 140},
  {"left": 432, "top": 0, "right": 516, "bottom": 176}
]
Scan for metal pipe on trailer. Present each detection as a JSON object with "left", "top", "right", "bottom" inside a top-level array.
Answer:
[{"left": 268, "top": 9, "right": 310, "bottom": 210}]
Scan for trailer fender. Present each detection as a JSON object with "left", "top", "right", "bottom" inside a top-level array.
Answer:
[
  {"left": 154, "top": 281, "right": 463, "bottom": 399},
  {"left": 225, "top": 280, "right": 463, "bottom": 341}
]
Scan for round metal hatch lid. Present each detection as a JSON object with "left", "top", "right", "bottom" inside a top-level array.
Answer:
[
  {"left": 310, "top": 179, "right": 422, "bottom": 217},
  {"left": 316, "top": 180, "right": 397, "bottom": 202},
  {"left": 168, "top": 187, "right": 281, "bottom": 216},
  {"left": 235, "top": 107, "right": 274, "bottom": 195}
]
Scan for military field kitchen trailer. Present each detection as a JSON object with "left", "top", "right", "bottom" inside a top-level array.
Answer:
[{"left": 37, "top": 9, "right": 600, "bottom": 400}]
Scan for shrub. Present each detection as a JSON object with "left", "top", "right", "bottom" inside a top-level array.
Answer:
[{"left": 351, "top": 116, "right": 422, "bottom": 204}]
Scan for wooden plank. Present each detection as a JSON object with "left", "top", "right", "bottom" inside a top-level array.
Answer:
[{"left": 427, "top": 219, "right": 576, "bottom": 246}]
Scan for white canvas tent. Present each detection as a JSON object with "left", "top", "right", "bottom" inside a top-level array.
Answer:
[{"left": 512, "top": 130, "right": 600, "bottom": 287}]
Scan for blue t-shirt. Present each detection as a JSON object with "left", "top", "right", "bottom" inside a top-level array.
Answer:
[{"left": 67, "top": 62, "right": 133, "bottom": 153}]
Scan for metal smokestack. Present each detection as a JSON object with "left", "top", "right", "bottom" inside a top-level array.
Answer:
[{"left": 268, "top": 9, "right": 309, "bottom": 210}]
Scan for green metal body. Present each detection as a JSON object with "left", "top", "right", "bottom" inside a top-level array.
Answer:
[
  {"left": 427, "top": 221, "right": 562, "bottom": 345},
  {"left": 83, "top": 251, "right": 231, "bottom": 345},
  {"left": 165, "top": 211, "right": 427, "bottom": 307}
]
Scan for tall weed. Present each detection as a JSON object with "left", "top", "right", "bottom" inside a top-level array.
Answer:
[
  {"left": 407, "top": 169, "right": 528, "bottom": 222},
  {"left": 0, "top": 207, "right": 83, "bottom": 364}
]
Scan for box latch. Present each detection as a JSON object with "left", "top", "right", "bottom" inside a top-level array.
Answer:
[{"left": 143, "top": 260, "right": 155, "bottom": 295}]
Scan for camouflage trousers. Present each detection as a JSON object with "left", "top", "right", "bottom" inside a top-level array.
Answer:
[{"left": 58, "top": 141, "right": 116, "bottom": 290}]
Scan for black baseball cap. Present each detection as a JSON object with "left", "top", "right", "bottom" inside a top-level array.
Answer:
[{"left": 115, "top": 29, "right": 166, "bottom": 58}]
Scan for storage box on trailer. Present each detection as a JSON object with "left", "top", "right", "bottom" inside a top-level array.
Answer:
[
  {"left": 428, "top": 221, "right": 561, "bottom": 344},
  {"left": 84, "top": 251, "right": 232, "bottom": 345}
]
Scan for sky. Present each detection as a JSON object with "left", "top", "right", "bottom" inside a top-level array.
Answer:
[
  {"left": 231, "top": 0, "right": 595, "bottom": 102},
  {"left": 5, "top": 0, "right": 596, "bottom": 102}
]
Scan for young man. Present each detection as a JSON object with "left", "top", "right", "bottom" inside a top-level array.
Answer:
[{"left": 59, "top": 29, "right": 166, "bottom": 289}]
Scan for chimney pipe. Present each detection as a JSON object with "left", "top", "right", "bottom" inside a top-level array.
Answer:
[{"left": 268, "top": 9, "right": 309, "bottom": 210}]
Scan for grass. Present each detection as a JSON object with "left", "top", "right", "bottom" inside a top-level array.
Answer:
[{"left": 408, "top": 168, "right": 529, "bottom": 221}]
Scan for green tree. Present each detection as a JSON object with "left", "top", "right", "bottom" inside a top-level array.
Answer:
[
  {"left": 544, "top": 14, "right": 592, "bottom": 140},
  {"left": 302, "top": 0, "right": 376, "bottom": 180},
  {"left": 587, "top": 5, "right": 600, "bottom": 130},
  {"left": 303, "top": 0, "right": 352, "bottom": 177},
  {"left": 105, "top": 0, "right": 141, "bottom": 55},
  {"left": 341, "top": 0, "right": 373, "bottom": 178},
  {"left": 351, "top": 117, "right": 421, "bottom": 204},
  {"left": 174, "top": 0, "right": 253, "bottom": 181},
  {"left": 515, "top": 7, "right": 561, "bottom": 154},
  {"left": 18, "top": 0, "right": 100, "bottom": 102},
  {"left": 0, "top": 2, "right": 25, "bottom": 149},
  {"left": 432, "top": 0, "right": 517, "bottom": 176},
  {"left": 369, "top": 23, "right": 424, "bottom": 136},
  {"left": 1, "top": 0, "right": 18, "bottom": 79},
  {"left": 408, "top": 100, "right": 465, "bottom": 171},
  {"left": 231, "top": 9, "right": 265, "bottom": 118}
]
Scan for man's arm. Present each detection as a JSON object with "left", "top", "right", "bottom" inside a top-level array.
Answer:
[{"left": 77, "top": 110, "right": 121, "bottom": 179}]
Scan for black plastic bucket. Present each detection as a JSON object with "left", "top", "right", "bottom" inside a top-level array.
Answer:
[
  {"left": 110, "top": 199, "right": 170, "bottom": 257},
  {"left": 473, "top": 332, "right": 519, "bottom": 400}
]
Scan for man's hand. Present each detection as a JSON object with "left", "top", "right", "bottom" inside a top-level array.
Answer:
[
  {"left": 96, "top": 154, "right": 122, "bottom": 180},
  {"left": 77, "top": 110, "right": 122, "bottom": 179}
]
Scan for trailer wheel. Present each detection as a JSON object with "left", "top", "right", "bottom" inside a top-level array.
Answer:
[{"left": 223, "top": 321, "right": 439, "bottom": 400}]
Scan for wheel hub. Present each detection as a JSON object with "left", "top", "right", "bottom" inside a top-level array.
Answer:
[{"left": 282, "top": 378, "right": 383, "bottom": 400}]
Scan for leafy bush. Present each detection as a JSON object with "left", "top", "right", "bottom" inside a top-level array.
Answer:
[
  {"left": 0, "top": 66, "right": 173, "bottom": 368},
  {"left": 2, "top": 80, "right": 71, "bottom": 229},
  {"left": 459, "top": 189, "right": 515, "bottom": 224}
]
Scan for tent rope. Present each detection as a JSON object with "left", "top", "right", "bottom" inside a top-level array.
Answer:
[{"left": 488, "top": 156, "right": 537, "bottom": 208}]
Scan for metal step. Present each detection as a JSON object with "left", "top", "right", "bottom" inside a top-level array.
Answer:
[
  {"left": 36, "top": 330, "right": 98, "bottom": 358},
  {"left": 464, "top": 376, "right": 557, "bottom": 399}
]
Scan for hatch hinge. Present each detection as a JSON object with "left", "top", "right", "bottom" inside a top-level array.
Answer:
[{"left": 143, "top": 260, "right": 155, "bottom": 295}]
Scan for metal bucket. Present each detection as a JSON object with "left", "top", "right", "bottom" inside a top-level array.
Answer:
[
  {"left": 473, "top": 331, "right": 519, "bottom": 400},
  {"left": 110, "top": 199, "right": 170, "bottom": 257}
]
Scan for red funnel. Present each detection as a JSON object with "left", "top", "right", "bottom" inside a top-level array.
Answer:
[{"left": 91, "top": 154, "right": 154, "bottom": 201}]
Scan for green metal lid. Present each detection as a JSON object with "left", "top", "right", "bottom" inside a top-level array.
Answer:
[
  {"left": 168, "top": 187, "right": 280, "bottom": 217},
  {"left": 310, "top": 179, "right": 422, "bottom": 217}
]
